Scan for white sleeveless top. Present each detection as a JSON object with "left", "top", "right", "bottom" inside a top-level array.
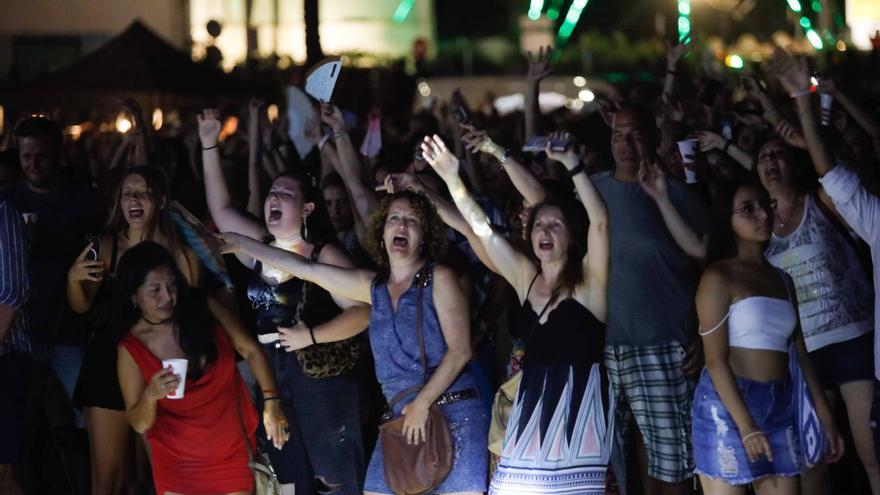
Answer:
[{"left": 765, "top": 194, "right": 874, "bottom": 352}]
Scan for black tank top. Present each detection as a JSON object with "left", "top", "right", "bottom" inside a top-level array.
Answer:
[
  {"left": 517, "top": 273, "right": 605, "bottom": 367},
  {"left": 246, "top": 242, "right": 342, "bottom": 336}
]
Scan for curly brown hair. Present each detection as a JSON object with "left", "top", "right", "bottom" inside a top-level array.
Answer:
[{"left": 364, "top": 190, "right": 447, "bottom": 267}]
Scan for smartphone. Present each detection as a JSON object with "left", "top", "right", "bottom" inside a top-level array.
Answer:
[
  {"left": 85, "top": 235, "right": 101, "bottom": 261},
  {"left": 522, "top": 135, "right": 572, "bottom": 153}
]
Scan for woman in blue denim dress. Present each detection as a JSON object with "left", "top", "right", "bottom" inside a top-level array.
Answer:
[
  {"left": 693, "top": 179, "right": 844, "bottom": 494},
  {"left": 219, "top": 189, "right": 489, "bottom": 495}
]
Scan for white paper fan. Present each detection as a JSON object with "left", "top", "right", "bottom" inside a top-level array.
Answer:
[{"left": 305, "top": 57, "right": 342, "bottom": 102}]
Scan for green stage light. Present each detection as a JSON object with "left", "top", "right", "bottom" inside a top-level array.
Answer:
[
  {"left": 678, "top": 0, "right": 691, "bottom": 41},
  {"left": 787, "top": 0, "right": 802, "bottom": 12},
  {"left": 806, "top": 29, "right": 823, "bottom": 49},
  {"left": 557, "top": 0, "right": 591, "bottom": 45},
  {"left": 392, "top": 0, "right": 415, "bottom": 23},
  {"left": 528, "top": 0, "right": 545, "bottom": 20},
  {"left": 547, "top": 0, "right": 565, "bottom": 20}
]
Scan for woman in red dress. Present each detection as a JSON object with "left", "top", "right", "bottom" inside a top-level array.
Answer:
[{"left": 115, "top": 242, "right": 288, "bottom": 495}]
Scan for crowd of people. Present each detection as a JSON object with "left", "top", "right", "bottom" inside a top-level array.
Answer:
[{"left": 1, "top": 35, "right": 880, "bottom": 495}]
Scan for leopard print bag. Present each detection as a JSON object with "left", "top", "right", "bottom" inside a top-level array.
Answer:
[{"left": 291, "top": 245, "right": 361, "bottom": 379}]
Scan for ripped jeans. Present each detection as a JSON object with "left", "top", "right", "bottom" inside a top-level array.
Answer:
[
  {"left": 692, "top": 369, "right": 804, "bottom": 485},
  {"left": 260, "top": 343, "right": 366, "bottom": 493}
]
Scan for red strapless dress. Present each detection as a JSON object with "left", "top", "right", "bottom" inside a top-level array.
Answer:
[{"left": 120, "top": 326, "right": 257, "bottom": 495}]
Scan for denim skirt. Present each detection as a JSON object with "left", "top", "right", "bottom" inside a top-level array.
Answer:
[{"left": 692, "top": 369, "right": 804, "bottom": 485}]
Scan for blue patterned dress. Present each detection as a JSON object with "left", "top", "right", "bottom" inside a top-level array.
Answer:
[{"left": 364, "top": 263, "right": 489, "bottom": 494}]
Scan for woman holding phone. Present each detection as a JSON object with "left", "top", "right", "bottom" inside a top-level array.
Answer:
[{"left": 67, "top": 166, "right": 201, "bottom": 495}]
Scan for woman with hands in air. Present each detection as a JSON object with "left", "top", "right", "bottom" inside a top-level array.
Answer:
[
  {"left": 421, "top": 133, "right": 614, "bottom": 494},
  {"left": 218, "top": 185, "right": 489, "bottom": 495},
  {"left": 198, "top": 108, "right": 370, "bottom": 495}
]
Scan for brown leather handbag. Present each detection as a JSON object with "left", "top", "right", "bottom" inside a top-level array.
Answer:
[{"left": 378, "top": 265, "right": 453, "bottom": 495}]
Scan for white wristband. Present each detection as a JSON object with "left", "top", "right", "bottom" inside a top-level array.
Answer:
[{"left": 317, "top": 134, "right": 331, "bottom": 150}]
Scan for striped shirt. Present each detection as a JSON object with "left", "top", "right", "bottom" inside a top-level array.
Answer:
[{"left": 0, "top": 194, "right": 30, "bottom": 354}]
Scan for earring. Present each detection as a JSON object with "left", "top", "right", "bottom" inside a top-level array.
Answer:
[
  {"left": 302, "top": 215, "right": 309, "bottom": 240},
  {"left": 380, "top": 240, "right": 385, "bottom": 249}
]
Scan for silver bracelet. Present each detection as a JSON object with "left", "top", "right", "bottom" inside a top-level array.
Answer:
[{"left": 741, "top": 430, "right": 765, "bottom": 443}]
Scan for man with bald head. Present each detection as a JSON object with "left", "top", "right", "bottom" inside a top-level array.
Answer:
[{"left": 593, "top": 106, "right": 707, "bottom": 495}]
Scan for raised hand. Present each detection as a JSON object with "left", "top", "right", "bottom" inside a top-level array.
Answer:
[
  {"left": 692, "top": 130, "right": 726, "bottom": 152},
  {"left": 638, "top": 159, "right": 668, "bottom": 201},
  {"left": 68, "top": 242, "right": 104, "bottom": 283},
  {"left": 320, "top": 103, "right": 346, "bottom": 134},
  {"left": 458, "top": 123, "right": 490, "bottom": 154},
  {"left": 544, "top": 131, "right": 579, "bottom": 170},
  {"left": 740, "top": 74, "right": 766, "bottom": 97},
  {"left": 421, "top": 135, "right": 460, "bottom": 180},
  {"left": 526, "top": 46, "right": 554, "bottom": 83},
  {"left": 197, "top": 109, "right": 222, "bottom": 149},
  {"left": 596, "top": 98, "right": 620, "bottom": 128},
  {"left": 666, "top": 37, "right": 692, "bottom": 69},
  {"left": 383, "top": 173, "right": 421, "bottom": 194},
  {"left": 765, "top": 48, "right": 810, "bottom": 96}
]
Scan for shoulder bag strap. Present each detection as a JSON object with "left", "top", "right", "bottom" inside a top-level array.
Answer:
[
  {"left": 293, "top": 242, "right": 324, "bottom": 323},
  {"left": 386, "top": 263, "right": 432, "bottom": 410}
]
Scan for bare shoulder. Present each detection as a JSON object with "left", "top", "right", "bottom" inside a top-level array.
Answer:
[
  {"left": 430, "top": 264, "right": 461, "bottom": 291},
  {"left": 316, "top": 242, "right": 355, "bottom": 268},
  {"left": 698, "top": 260, "right": 733, "bottom": 298}
]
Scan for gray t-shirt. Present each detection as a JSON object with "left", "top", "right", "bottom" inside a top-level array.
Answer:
[{"left": 593, "top": 171, "right": 707, "bottom": 346}]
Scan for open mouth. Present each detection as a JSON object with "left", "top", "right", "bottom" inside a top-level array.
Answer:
[
  {"left": 129, "top": 207, "right": 144, "bottom": 219},
  {"left": 538, "top": 239, "right": 554, "bottom": 251},
  {"left": 392, "top": 235, "right": 409, "bottom": 248},
  {"left": 268, "top": 208, "right": 282, "bottom": 222}
]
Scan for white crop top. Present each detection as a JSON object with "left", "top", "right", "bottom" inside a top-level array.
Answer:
[{"left": 699, "top": 297, "right": 797, "bottom": 352}]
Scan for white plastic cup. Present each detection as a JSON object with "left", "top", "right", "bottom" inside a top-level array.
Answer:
[
  {"left": 161, "top": 359, "right": 188, "bottom": 399},
  {"left": 677, "top": 139, "right": 699, "bottom": 184}
]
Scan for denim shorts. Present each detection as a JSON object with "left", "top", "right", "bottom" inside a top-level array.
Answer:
[{"left": 692, "top": 370, "right": 804, "bottom": 485}]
